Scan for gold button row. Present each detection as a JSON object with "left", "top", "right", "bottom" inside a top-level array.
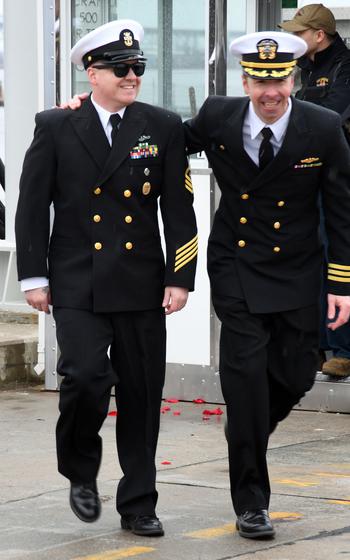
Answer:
[
  {"left": 237, "top": 240, "right": 281, "bottom": 252},
  {"left": 240, "top": 194, "right": 285, "bottom": 208},
  {"left": 94, "top": 186, "right": 151, "bottom": 198},
  {"left": 94, "top": 242, "right": 134, "bottom": 251},
  {"left": 93, "top": 214, "right": 133, "bottom": 224}
]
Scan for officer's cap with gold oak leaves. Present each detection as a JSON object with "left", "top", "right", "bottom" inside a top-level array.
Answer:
[{"left": 230, "top": 31, "right": 307, "bottom": 80}]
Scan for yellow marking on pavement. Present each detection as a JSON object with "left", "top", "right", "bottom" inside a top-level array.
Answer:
[
  {"left": 185, "top": 512, "right": 302, "bottom": 539},
  {"left": 73, "top": 546, "right": 155, "bottom": 560},
  {"left": 274, "top": 478, "right": 318, "bottom": 487},
  {"left": 313, "top": 472, "right": 350, "bottom": 479},
  {"left": 327, "top": 500, "right": 350, "bottom": 505},
  {"left": 271, "top": 512, "right": 303, "bottom": 520}
]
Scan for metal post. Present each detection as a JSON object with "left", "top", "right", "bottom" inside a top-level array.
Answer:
[
  {"left": 257, "top": 0, "right": 282, "bottom": 31},
  {"left": 158, "top": 0, "right": 173, "bottom": 109},
  {"left": 43, "top": 0, "right": 58, "bottom": 390},
  {"left": 214, "top": 0, "right": 227, "bottom": 95}
]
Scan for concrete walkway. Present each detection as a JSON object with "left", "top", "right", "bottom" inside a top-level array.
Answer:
[{"left": 0, "top": 388, "right": 349, "bottom": 560}]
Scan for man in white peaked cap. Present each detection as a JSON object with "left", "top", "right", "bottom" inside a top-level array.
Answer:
[
  {"left": 15, "top": 19, "right": 197, "bottom": 536},
  {"left": 184, "top": 31, "right": 350, "bottom": 539}
]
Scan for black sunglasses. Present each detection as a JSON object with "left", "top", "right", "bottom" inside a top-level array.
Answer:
[{"left": 92, "top": 62, "right": 146, "bottom": 78}]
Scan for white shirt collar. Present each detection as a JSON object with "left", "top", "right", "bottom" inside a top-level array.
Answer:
[
  {"left": 91, "top": 95, "right": 126, "bottom": 132},
  {"left": 248, "top": 97, "right": 292, "bottom": 142}
]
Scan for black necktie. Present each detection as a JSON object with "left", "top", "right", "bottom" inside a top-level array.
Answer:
[
  {"left": 259, "top": 127, "right": 274, "bottom": 170},
  {"left": 110, "top": 113, "right": 122, "bottom": 145}
]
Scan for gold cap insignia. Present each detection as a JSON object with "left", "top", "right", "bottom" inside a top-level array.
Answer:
[
  {"left": 257, "top": 39, "right": 278, "bottom": 60},
  {"left": 123, "top": 31, "right": 133, "bottom": 47}
]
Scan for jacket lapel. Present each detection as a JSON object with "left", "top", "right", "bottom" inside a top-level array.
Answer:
[
  {"left": 96, "top": 102, "right": 147, "bottom": 185},
  {"left": 245, "top": 98, "right": 312, "bottom": 191},
  {"left": 220, "top": 98, "right": 259, "bottom": 176},
  {"left": 69, "top": 96, "right": 111, "bottom": 169}
]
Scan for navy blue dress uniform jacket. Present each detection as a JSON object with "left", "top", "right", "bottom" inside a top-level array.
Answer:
[
  {"left": 184, "top": 96, "right": 350, "bottom": 314},
  {"left": 15, "top": 98, "right": 197, "bottom": 312}
]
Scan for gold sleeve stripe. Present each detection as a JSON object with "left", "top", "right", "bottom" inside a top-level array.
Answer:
[
  {"left": 327, "top": 269, "right": 350, "bottom": 277},
  {"left": 175, "top": 239, "right": 198, "bottom": 263},
  {"left": 176, "top": 234, "right": 198, "bottom": 255},
  {"left": 175, "top": 248, "right": 198, "bottom": 272},
  {"left": 328, "top": 263, "right": 350, "bottom": 271},
  {"left": 185, "top": 167, "right": 193, "bottom": 194},
  {"left": 175, "top": 244, "right": 198, "bottom": 268},
  {"left": 328, "top": 275, "right": 350, "bottom": 283}
]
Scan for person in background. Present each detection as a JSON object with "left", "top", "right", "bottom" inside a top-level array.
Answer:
[
  {"left": 280, "top": 4, "right": 350, "bottom": 378},
  {"left": 15, "top": 19, "right": 197, "bottom": 537}
]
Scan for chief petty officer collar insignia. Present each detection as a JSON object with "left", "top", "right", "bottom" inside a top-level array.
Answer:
[{"left": 257, "top": 39, "right": 278, "bottom": 60}]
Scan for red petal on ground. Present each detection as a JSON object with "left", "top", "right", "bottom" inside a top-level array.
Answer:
[
  {"left": 108, "top": 410, "right": 118, "bottom": 416},
  {"left": 193, "top": 398, "right": 206, "bottom": 404},
  {"left": 164, "top": 398, "right": 179, "bottom": 403},
  {"left": 202, "top": 416, "right": 210, "bottom": 421},
  {"left": 173, "top": 411, "right": 181, "bottom": 416},
  {"left": 202, "top": 407, "right": 224, "bottom": 416},
  {"left": 213, "top": 407, "right": 224, "bottom": 415},
  {"left": 161, "top": 406, "right": 171, "bottom": 413},
  {"left": 161, "top": 460, "right": 172, "bottom": 465}
]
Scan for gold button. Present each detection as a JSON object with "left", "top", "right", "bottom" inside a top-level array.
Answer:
[
  {"left": 238, "top": 240, "right": 246, "bottom": 248},
  {"left": 142, "top": 182, "right": 151, "bottom": 195},
  {"left": 219, "top": 144, "right": 225, "bottom": 150},
  {"left": 124, "top": 189, "right": 132, "bottom": 198},
  {"left": 240, "top": 217, "right": 247, "bottom": 224},
  {"left": 94, "top": 187, "right": 101, "bottom": 195},
  {"left": 94, "top": 242, "right": 102, "bottom": 251},
  {"left": 241, "top": 193, "right": 249, "bottom": 200},
  {"left": 93, "top": 214, "right": 101, "bottom": 223},
  {"left": 125, "top": 242, "right": 133, "bottom": 250},
  {"left": 273, "top": 221, "right": 281, "bottom": 229},
  {"left": 277, "top": 200, "right": 285, "bottom": 207},
  {"left": 273, "top": 246, "right": 281, "bottom": 253},
  {"left": 125, "top": 215, "right": 133, "bottom": 224}
]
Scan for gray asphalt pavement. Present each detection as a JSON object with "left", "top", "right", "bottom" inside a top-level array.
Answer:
[{"left": 0, "top": 388, "right": 349, "bottom": 560}]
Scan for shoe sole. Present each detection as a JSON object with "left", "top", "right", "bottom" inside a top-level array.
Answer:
[
  {"left": 121, "top": 519, "right": 164, "bottom": 537},
  {"left": 236, "top": 522, "right": 275, "bottom": 539},
  {"left": 69, "top": 495, "right": 101, "bottom": 523}
]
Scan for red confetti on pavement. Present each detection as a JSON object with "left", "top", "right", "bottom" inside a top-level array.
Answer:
[
  {"left": 161, "top": 406, "right": 171, "bottom": 414},
  {"left": 193, "top": 398, "right": 206, "bottom": 404},
  {"left": 108, "top": 410, "right": 118, "bottom": 416},
  {"left": 202, "top": 407, "right": 224, "bottom": 416},
  {"left": 173, "top": 411, "right": 181, "bottom": 416},
  {"left": 164, "top": 398, "right": 179, "bottom": 403},
  {"left": 161, "top": 460, "right": 172, "bottom": 465}
]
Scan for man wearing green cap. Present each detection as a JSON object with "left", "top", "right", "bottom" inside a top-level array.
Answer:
[{"left": 280, "top": 4, "right": 350, "bottom": 378}]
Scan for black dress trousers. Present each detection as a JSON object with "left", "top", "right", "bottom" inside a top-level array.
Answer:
[
  {"left": 54, "top": 306, "right": 166, "bottom": 517},
  {"left": 212, "top": 294, "right": 319, "bottom": 515}
]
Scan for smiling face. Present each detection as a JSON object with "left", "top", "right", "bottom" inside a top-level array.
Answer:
[
  {"left": 87, "top": 60, "right": 142, "bottom": 112},
  {"left": 242, "top": 75, "right": 294, "bottom": 123}
]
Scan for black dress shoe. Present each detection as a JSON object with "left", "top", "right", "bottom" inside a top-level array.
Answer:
[
  {"left": 121, "top": 515, "right": 164, "bottom": 536},
  {"left": 70, "top": 481, "right": 101, "bottom": 523},
  {"left": 236, "top": 509, "right": 275, "bottom": 539}
]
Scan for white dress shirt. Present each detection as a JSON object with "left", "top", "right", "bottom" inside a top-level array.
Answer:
[
  {"left": 243, "top": 98, "right": 292, "bottom": 167},
  {"left": 21, "top": 97, "right": 126, "bottom": 292}
]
